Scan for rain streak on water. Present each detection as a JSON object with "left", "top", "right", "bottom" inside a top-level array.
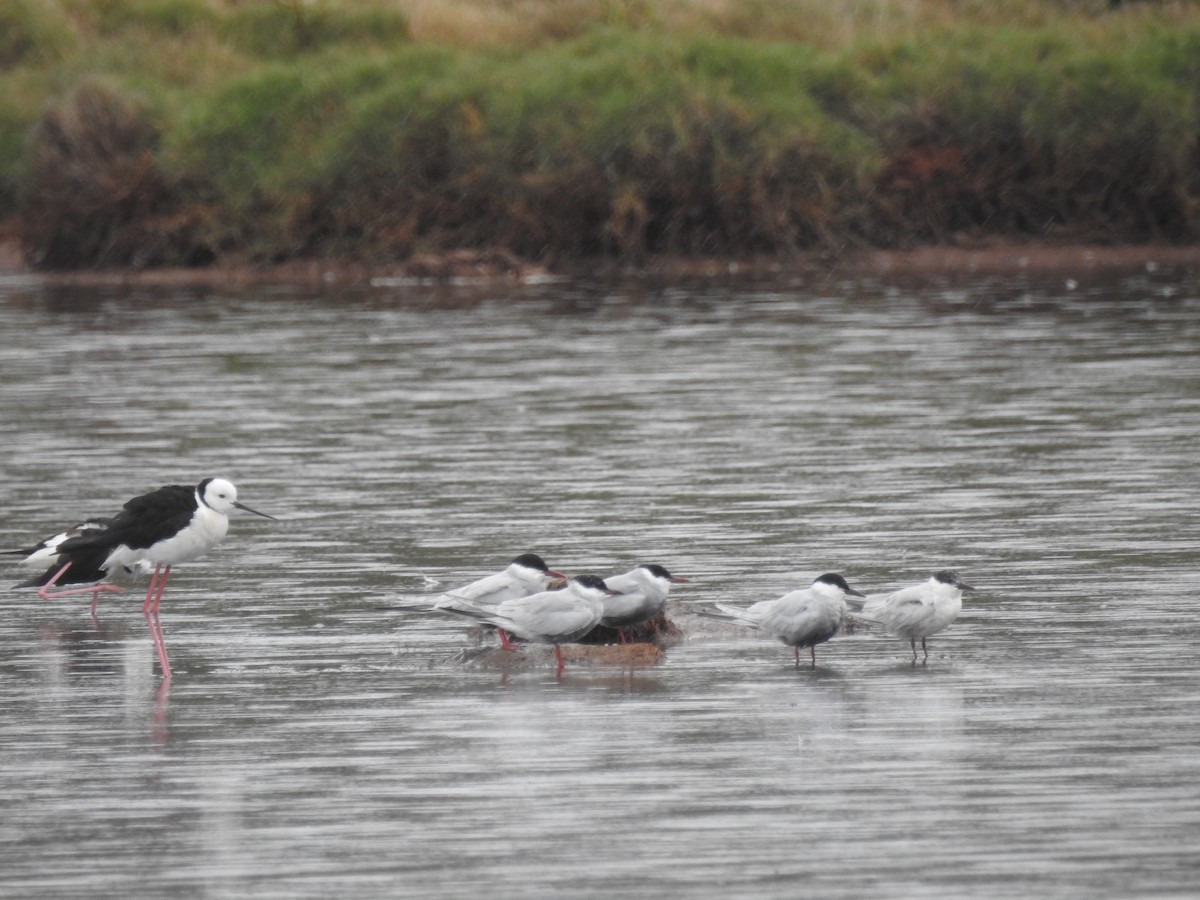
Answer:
[{"left": 0, "top": 265, "right": 1198, "bottom": 898}]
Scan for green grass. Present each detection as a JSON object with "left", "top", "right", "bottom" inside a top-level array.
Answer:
[{"left": 5, "top": 0, "right": 1200, "bottom": 267}]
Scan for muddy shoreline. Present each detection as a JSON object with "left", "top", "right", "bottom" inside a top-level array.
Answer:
[{"left": 3, "top": 239, "right": 1199, "bottom": 290}]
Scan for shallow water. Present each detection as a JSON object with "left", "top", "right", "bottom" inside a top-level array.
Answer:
[{"left": 1, "top": 264, "right": 1198, "bottom": 898}]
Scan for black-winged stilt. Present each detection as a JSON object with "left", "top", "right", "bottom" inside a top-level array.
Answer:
[{"left": 8, "top": 477, "right": 275, "bottom": 678}]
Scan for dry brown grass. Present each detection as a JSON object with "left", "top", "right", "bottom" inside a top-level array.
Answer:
[{"left": 395, "top": 0, "right": 1181, "bottom": 49}]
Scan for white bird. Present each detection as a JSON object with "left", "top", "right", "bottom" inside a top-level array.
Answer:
[
  {"left": 849, "top": 570, "right": 975, "bottom": 664},
  {"left": 438, "top": 574, "right": 618, "bottom": 672},
  {"left": 699, "top": 573, "right": 865, "bottom": 668},
  {"left": 8, "top": 478, "right": 275, "bottom": 678},
  {"left": 432, "top": 552, "right": 566, "bottom": 612},
  {"left": 598, "top": 563, "right": 689, "bottom": 642}
]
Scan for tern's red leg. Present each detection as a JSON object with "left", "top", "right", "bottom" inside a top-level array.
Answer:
[
  {"left": 37, "top": 562, "right": 126, "bottom": 602},
  {"left": 553, "top": 644, "right": 565, "bottom": 673},
  {"left": 793, "top": 645, "right": 800, "bottom": 668},
  {"left": 498, "top": 628, "right": 516, "bottom": 650},
  {"left": 810, "top": 646, "right": 817, "bottom": 669}
]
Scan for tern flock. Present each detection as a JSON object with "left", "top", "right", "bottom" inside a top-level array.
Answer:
[{"left": 429, "top": 553, "right": 975, "bottom": 671}]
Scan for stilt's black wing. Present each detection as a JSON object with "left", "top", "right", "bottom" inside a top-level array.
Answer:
[
  {"left": 20, "top": 484, "right": 195, "bottom": 586},
  {"left": 58, "top": 484, "right": 196, "bottom": 555}
]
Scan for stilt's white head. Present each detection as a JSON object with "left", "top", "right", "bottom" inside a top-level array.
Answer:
[
  {"left": 198, "top": 478, "right": 239, "bottom": 514},
  {"left": 197, "top": 478, "right": 276, "bottom": 519}
]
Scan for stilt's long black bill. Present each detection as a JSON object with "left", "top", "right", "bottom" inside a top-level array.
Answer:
[{"left": 234, "top": 502, "right": 277, "bottom": 520}]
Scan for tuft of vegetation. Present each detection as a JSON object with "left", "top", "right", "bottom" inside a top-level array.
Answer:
[
  {"left": 20, "top": 79, "right": 211, "bottom": 268},
  {"left": 3, "top": 1, "right": 1200, "bottom": 268},
  {"left": 221, "top": 2, "right": 410, "bottom": 59},
  {"left": 0, "top": 0, "right": 75, "bottom": 69}
]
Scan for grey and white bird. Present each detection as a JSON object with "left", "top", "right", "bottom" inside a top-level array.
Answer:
[
  {"left": 700, "top": 573, "right": 865, "bottom": 668},
  {"left": 438, "top": 574, "right": 618, "bottom": 671},
  {"left": 432, "top": 552, "right": 567, "bottom": 612},
  {"left": 848, "top": 570, "right": 975, "bottom": 664},
  {"left": 598, "top": 563, "right": 689, "bottom": 642}
]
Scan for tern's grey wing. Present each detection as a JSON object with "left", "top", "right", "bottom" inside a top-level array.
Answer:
[
  {"left": 707, "top": 599, "right": 773, "bottom": 628},
  {"left": 859, "top": 582, "right": 927, "bottom": 618},
  {"left": 881, "top": 597, "right": 935, "bottom": 634},
  {"left": 600, "top": 588, "right": 654, "bottom": 625},
  {"left": 601, "top": 571, "right": 642, "bottom": 594},
  {"left": 495, "top": 593, "right": 601, "bottom": 643},
  {"left": 759, "top": 592, "right": 843, "bottom": 645},
  {"left": 856, "top": 592, "right": 892, "bottom": 619},
  {"left": 434, "top": 571, "right": 525, "bottom": 610}
]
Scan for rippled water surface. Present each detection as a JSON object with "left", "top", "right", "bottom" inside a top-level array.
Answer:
[{"left": 1, "top": 264, "right": 1198, "bottom": 898}]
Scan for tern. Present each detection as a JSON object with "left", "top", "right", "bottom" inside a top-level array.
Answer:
[
  {"left": 598, "top": 563, "right": 689, "bottom": 642},
  {"left": 438, "top": 574, "right": 618, "bottom": 672},
  {"left": 699, "top": 572, "right": 865, "bottom": 668},
  {"left": 848, "top": 570, "right": 975, "bottom": 664},
  {"left": 431, "top": 552, "right": 567, "bottom": 612}
]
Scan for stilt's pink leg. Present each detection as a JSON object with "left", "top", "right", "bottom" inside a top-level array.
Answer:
[
  {"left": 146, "top": 610, "right": 172, "bottom": 679},
  {"left": 142, "top": 564, "right": 172, "bottom": 679},
  {"left": 148, "top": 565, "right": 171, "bottom": 615},
  {"left": 38, "top": 563, "right": 71, "bottom": 599},
  {"left": 37, "top": 562, "right": 126, "bottom": 602},
  {"left": 152, "top": 677, "right": 171, "bottom": 744},
  {"left": 142, "top": 564, "right": 163, "bottom": 616}
]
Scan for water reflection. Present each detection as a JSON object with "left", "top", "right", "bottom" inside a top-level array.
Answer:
[{"left": 1, "top": 266, "right": 1198, "bottom": 897}]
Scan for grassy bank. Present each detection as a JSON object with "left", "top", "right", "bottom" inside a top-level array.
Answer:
[{"left": 4, "top": 0, "right": 1200, "bottom": 269}]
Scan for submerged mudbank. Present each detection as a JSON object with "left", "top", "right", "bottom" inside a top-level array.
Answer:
[
  {"left": 454, "top": 642, "right": 666, "bottom": 672},
  {"left": 449, "top": 610, "right": 681, "bottom": 671}
]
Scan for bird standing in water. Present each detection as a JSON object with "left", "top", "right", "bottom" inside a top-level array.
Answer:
[
  {"left": 9, "top": 477, "right": 275, "bottom": 679},
  {"left": 849, "top": 570, "right": 975, "bottom": 664},
  {"left": 431, "top": 552, "right": 569, "bottom": 649},
  {"left": 700, "top": 573, "right": 865, "bottom": 668},
  {"left": 438, "top": 574, "right": 619, "bottom": 673}
]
